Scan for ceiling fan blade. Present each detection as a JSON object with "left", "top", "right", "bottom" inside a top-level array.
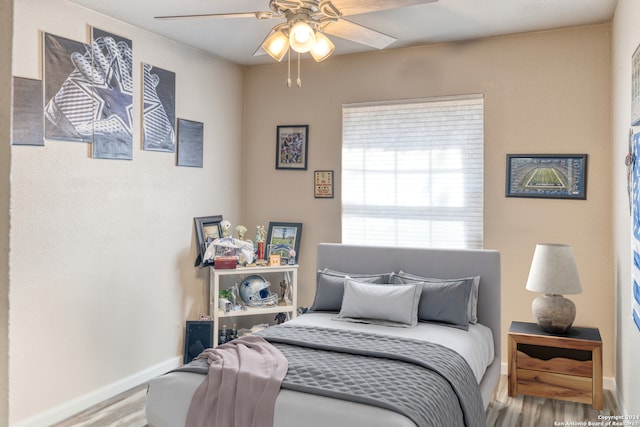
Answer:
[
  {"left": 328, "top": 0, "right": 437, "bottom": 17},
  {"left": 154, "top": 11, "right": 274, "bottom": 20},
  {"left": 323, "top": 18, "right": 395, "bottom": 49}
]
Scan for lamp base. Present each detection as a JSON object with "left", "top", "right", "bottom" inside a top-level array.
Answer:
[{"left": 531, "top": 294, "right": 576, "bottom": 334}]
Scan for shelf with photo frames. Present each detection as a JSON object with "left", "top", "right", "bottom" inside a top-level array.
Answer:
[{"left": 209, "top": 264, "right": 298, "bottom": 347}]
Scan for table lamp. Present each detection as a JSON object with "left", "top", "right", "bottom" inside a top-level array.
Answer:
[{"left": 525, "top": 243, "right": 583, "bottom": 334}]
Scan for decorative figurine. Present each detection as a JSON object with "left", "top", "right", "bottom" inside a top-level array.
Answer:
[
  {"left": 275, "top": 312, "right": 287, "bottom": 324},
  {"left": 220, "top": 220, "right": 231, "bottom": 237},
  {"left": 279, "top": 280, "right": 287, "bottom": 305},
  {"left": 236, "top": 225, "right": 247, "bottom": 240}
]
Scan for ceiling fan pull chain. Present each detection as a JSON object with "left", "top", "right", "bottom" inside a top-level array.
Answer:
[
  {"left": 297, "top": 51, "right": 302, "bottom": 87},
  {"left": 287, "top": 48, "right": 292, "bottom": 88}
]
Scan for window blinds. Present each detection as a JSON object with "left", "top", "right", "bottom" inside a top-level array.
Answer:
[{"left": 341, "top": 95, "right": 484, "bottom": 249}]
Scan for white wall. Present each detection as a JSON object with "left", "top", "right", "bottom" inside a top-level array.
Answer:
[
  {"left": 612, "top": 0, "right": 640, "bottom": 415},
  {"left": 1, "top": 0, "right": 12, "bottom": 426},
  {"left": 243, "top": 25, "right": 614, "bottom": 379},
  {"left": 9, "top": 0, "right": 244, "bottom": 424}
]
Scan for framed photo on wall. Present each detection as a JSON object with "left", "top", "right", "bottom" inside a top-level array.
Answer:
[
  {"left": 276, "top": 125, "right": 308, "bottom": 170},
  {"left": 194, "top": 215, "right": 223, "bottom": 266},
  {"left": 505, "top": 154, "right": 588, "bottom": 200},
  {"left": 265, "top": 222, "right": 302, "bottom": 265},
  {"left": 314, "top": 170, "right": 334, "bottom": 198}
]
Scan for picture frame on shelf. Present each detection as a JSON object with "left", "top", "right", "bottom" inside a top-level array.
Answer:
[
  {"left": 276, "top": 125, "right": 308, "bottom": 170},
  {"left": 266, "top": 222, "right": 302, "bottom": 265},
  {"left": 314, "top": 170, "right": 334, "bottom": 198},
  {"left": 194, "top": 215, "right": 223, "bottom": 266},
  {"left": 505, "top": 154, "right": 588, "bottom": 200}
]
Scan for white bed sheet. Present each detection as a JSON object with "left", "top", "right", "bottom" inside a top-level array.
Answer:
[
  {"left": 288, "top": 312, "right": 495, "bottom": 384},
  {"left": 146, "top": 314, "right": 494, "bottom": 427}
]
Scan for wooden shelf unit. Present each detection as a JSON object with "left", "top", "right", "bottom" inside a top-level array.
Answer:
[
  {"left": 209, "top": 265, "right": 298, "bottom": 347},
  {"left": 508, "top": 321, "right": 603, "bottom": 409}
]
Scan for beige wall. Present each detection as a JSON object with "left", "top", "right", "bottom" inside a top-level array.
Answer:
[
  {"left": 244, "top": 25, "right": 614, "bottom": 377},
  {"left": 612, "top": 0, "right": 640, "bottom": 414},
  {"left": 1, "top": 0, "right": 12, "bottom": 425},
  {"left": 10, "top": 0, "right": 244, "bottom": 424}
]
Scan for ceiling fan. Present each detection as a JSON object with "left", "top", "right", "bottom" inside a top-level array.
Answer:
[{"left": 156, "top": 0, "right": 437, "bottom": 86}]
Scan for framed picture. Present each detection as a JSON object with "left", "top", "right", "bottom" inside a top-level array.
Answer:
[
  {"left": 314, "top": 170, "right": 334, "bottom": 198},
  {"left": 177, "top": 118, "right": 204, "bottom": 168},
  {"left": 194, "top": 215, "right": 223, "bottom": 266},
  {"left": 266, "top": 222, "right": 303, "bottom": 265},
  {"left": 505, "top": 154, "right": 588, "bottom": 200},
  {"left": 276, "top": 125, "right": 308, "bottom": 170}
]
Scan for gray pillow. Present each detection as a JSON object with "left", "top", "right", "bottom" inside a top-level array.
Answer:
[
  {"left": 309, "top": 270, "right": 390, "bottom": 312},
  {"left": 416, "top": 279, "right": 472, "bottom": 330},
  {"left": 391, "top": 271, "right": 480, "bottom": 324},
  {"left": 335, "top": 279, "right": 422, "bottom": 327}
]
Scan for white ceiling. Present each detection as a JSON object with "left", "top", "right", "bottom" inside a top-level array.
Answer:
[{"left": 66, "top": 0, "right": 618, "bottom": 66}]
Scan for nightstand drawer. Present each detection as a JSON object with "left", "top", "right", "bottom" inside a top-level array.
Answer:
[
  {"left": 516, "top": 369, "right": 593, "bottom": 405},
  {"left": 516, "top": 349, "right": 593, "bottom": 377}
]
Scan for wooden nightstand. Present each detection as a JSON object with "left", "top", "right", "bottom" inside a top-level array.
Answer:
[{"left": 508, "top": 321, "right": 603, "bottom": 409}]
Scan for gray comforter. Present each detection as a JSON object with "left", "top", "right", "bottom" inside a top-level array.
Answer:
[
  {"left": 261, "top": 324, "right": 484, "bottom": 427},
  {"left": 177, "top": 324, "right": 485, "bottom": 427}
]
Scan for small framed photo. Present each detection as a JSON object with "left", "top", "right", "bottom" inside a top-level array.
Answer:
[
  {"left": 269, "top": 254, "right": 281, "bottom": 266},
  {"left": 194, "top": 215, "right": 223, "bottom": 266},
  {"left": 505, "top": 154, "right": 588, "bottom": 200},
  {"left": 266, "top": 222, "right": 303, "bottom": 265},
  {"left": 276, "top": 125, "right": 308, "bottom": 170},
  {"left": 314, "top": 170, "right": 334, "bottom": 198}
]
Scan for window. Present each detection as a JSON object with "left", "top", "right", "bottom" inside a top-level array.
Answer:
[{"left": 341, "top": 95, "right": 484, "bottom": 249}]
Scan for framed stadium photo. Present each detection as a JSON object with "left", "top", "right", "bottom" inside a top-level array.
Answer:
[{"left": 505, "top": 154, "right": 588, "bottom": 200}]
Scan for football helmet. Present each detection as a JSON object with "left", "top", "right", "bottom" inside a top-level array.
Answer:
[{"left": 238, "top": 275, "right": 278, "bottom": 307}]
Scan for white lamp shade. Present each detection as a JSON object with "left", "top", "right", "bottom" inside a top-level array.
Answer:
[
  {"left": 310, "top": 32, "right": 335, "bottom": 62},
  {"left": 289, "top": 21, "right": 316, "bottom": 53},
  {"left": 262, "top": 30, "right": 289, "bottom": 62},
  {"left": 526, "top": 243, "right": 583, "bottom": 295}
]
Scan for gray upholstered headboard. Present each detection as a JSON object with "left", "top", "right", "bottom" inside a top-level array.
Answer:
[{"left": 316, "top": 243, "right": 501, "bottom": 407}]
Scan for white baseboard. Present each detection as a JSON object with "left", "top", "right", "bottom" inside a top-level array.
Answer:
[
  {"left": 500, "top": 361, "right": 616, "bottom": 392},
  {"left": 13, "top": 356, "right": 181, "bottom": 427}
]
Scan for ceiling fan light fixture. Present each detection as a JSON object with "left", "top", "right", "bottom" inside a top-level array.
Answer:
[
  {"left": 289, "top": 21, "right": 316, "bottom": 53},
  {"left": 262, "top": 30, "right": 289, "bottom": 62},
  {"left": 310, "top": 32, "right": 335, "bottom": 62}
]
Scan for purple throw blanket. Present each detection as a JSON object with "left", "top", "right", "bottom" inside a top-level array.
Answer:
[{"left": 185, "top": 335, "right": 288, "bottom": 427}]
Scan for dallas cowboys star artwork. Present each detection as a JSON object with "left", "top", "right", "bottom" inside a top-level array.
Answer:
[
  {"left": 142, "top": 63, "right": 176, "bottom": 152},
  {"left": 43, "top": 31, "right": 135, "bottom": 159},
  {"left": 44, "top": 33, "right": 94, "bottom": 143},
  {"left": 90, "top": 28, "right": 134, "bottom": 160}
]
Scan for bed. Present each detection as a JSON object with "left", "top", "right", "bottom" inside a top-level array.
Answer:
[{"left": 146, "top": 243, "right": 501, "bottom": 427}]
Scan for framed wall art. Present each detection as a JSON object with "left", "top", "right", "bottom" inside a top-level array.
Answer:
[
  {"left": 314, "top": 170, "right": 334, "bottom": 198},
  {"left": 142, "top": 63, "right": 176, "bottom": 153},
  {"left": 177, "top": 118, "right": 204, "bottom": 168},
  {"left": 43, "top": 32, "right": 93, "bottom": 143},
  {"left": 194, "top": 215, "right": 223, "bottom": 266},
  {"left": 276, "top": 125, "right": 308, "bottom": 170},
  {"left": 266, "top": 222, "right": 302, "bottom": 265},
  {"left": 11, "top": 77, "right": 44, "bottom": 146},
  {"left": 91, "top": 28, "right": 134, "bottom": 160},
  {"left": 505, "top": 154, "right": 588, "bottom": 200}
]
